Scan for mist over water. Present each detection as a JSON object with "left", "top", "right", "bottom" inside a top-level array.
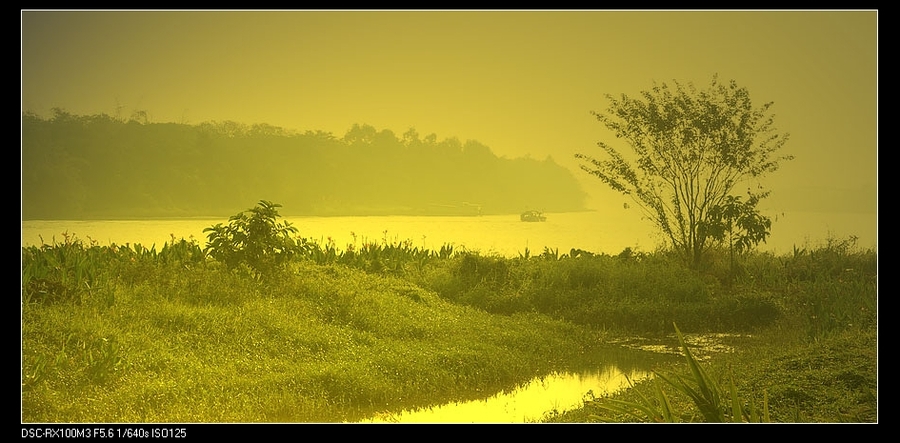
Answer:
[{"left": 21, "top": 210, "right": 876, "bottom": 256}]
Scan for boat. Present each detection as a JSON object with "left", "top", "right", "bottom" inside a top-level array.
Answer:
[{"left": 520, "top": 210, "right": 546, "bottom": 222}]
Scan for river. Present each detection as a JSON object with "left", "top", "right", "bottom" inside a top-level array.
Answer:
[{"left": 21, "top": 210, "right": 876, "bottom": 256}]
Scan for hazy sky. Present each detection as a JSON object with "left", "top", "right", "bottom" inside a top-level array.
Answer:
[{"left": 21, "top": 10, "right": 878, "bottom": 215}]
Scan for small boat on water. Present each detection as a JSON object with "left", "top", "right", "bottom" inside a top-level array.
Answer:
[{"left": 520, "top": 210, "right": 546, "bottom": 222}]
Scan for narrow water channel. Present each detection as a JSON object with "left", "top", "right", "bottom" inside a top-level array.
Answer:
[
  {"left": 356, "top": 366, "right": 653, "bottom": 423},
  {"left": 352, "top": 332, "right": 745, "bottom": 423}
]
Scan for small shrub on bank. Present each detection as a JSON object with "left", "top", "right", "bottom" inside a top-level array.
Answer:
[{"left": 203, "top": 200, "right": 305, "bottom": 278}]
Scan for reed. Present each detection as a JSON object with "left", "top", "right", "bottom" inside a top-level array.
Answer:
[{"left": 587, "top": 323, "right": 770, "bottom": 423}]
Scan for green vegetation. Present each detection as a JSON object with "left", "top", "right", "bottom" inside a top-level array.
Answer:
[
  {"left": 586, "top": 323, "right": 773, "bottom": 423},
  {"left": 21, "top": 205, "right": 877, "bottom": 422},
  {"left": 21, "top": 110, "right": 587, "bottom": 219},
  {"left": 203, "top": 200, "right": 305, "bottom": 278},
  {"left": 547, "top": 326, "right": 876, "bottom": 423},
  {"left": 543, "top": 236, "right": 877, "bottom": 423},
  {"left": 22, "top": 234, "right": 599, "bottom": 422}
]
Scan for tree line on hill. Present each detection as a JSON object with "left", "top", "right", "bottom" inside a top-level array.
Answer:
[{"left": 22, "top": 109, "right": 588, "bottom": 220}]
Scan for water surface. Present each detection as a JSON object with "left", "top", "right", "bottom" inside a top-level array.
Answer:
[
  {"left": 21, "top": 210, "right": 876, "bottom": 256},
  {"left": 357, "top": 366, "right": 652, "bottom": 423}
]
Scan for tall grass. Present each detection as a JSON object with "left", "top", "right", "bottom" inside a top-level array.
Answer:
[
  {"left": 23, "top": 230, "right": 875, "bottom": 339},
  {"left": 22, "top": 233, "right": 205, "bottom": 306}
]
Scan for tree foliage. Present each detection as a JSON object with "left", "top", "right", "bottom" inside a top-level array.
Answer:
[
  {"left": 702, "top": 192, "right": 772, "bottom": 256},
  {"left": 576, "top": 75, "right": 791, "bottom": 267},
  {"left": 701, "top": 191, "right": 773, "bottom": 280}
]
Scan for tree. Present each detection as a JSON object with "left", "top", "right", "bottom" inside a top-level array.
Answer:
[{"left": 575, "top": 75, "right": 791, "bottom": 267}]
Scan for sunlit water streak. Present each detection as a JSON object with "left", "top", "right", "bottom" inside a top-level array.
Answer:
[
  {"left": 354, "top": 367, "right": 652, "bottom": 424},
  {"left": 22, "top": 210, "right": 876, "bottom": 256}
]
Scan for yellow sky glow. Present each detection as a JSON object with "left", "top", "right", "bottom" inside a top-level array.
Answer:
[{"left": 21, "top": 10, "right": 878, "bottom": 216}]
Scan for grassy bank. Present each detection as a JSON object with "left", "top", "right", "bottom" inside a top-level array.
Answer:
[
  {"left": 539, "top": 236, "right": 878, "bottom": 423},
  {"left": 542, "top": 327, "right": 877, "bottom": 423},
  {"left": 21, "top": 228, "right": 877, "bottom": 423},
  {"left": 22, "top": 255, "right": 602, "bottom": 422}
]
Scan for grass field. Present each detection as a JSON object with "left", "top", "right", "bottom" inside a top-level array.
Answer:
[{"left": 21, "top": 228, "right": 877, "bottom": 423}]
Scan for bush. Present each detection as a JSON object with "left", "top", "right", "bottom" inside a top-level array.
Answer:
[{"left": 203, "top": 200, "right": 304, "bottom": 277}]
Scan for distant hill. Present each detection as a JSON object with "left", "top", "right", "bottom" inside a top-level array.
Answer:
[{"left": 21, "top": 110, "right": 588, "bottom": 220}]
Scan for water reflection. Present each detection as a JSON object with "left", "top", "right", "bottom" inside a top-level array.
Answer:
[
  {"left": 355, "top": 333, "right": 743, "bottom": 424},
  {"left": 358, "top": 366, "right": 652, "bottom": 423}
]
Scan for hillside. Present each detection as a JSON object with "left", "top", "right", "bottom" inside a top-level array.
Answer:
[{"left": 21, "top": 110, "right": 588, "bottom": 220}]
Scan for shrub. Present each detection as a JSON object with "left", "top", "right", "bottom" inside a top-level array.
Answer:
[{"left": 203, "top": 200, "right": 304, "bottom": 277}]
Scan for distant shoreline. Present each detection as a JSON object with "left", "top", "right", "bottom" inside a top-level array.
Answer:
[{"left": 20, "top": 208, "right": 597, "bottom": 222}]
